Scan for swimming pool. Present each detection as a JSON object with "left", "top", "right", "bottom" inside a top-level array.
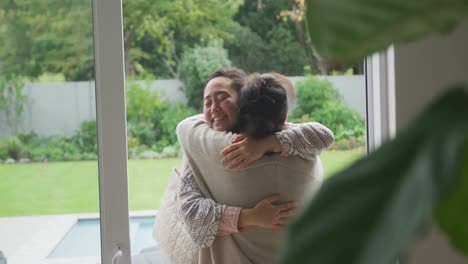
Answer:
[{"left": 48, "top": 216, "right": 157, "bottom": 258}]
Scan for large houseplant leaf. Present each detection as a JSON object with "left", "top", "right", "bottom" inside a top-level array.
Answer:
[
  {"left": 436, "top": 138, "right": 468, "bottom": 254},
  {"left": 280, "top": 86, "right": 468, "bottom": 264},
  {"left": 305, "top": 0, "right": 468, "bottom": 62}
]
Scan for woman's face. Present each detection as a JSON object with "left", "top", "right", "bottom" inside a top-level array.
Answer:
[{"left": 203, "top": 77, "right": 239, "bottom": 132}]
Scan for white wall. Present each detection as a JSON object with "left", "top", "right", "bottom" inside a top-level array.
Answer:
[
  {"left": 0, "top": 76, "right": 365, "bottom": 138},
  {"left": 392, "top": 19, "right": 468, "bottom": 264},
  {"left": 290, "top": 75, "right": 366, "bottom": 117},
  {"left": 0, "top": 80, "right": 186, "bottom": 138}
]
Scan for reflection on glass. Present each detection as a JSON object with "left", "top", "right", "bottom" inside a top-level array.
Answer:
[{"left": 0, "top": 1, "right": 101, "bottom": 263}]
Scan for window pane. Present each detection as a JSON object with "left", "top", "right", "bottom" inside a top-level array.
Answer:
[
  {"left": 0, "top": 1, "right": 102, "bottom": 263},
  {"left": 122, "top": 1, "right": 366, "bottom": 260}
]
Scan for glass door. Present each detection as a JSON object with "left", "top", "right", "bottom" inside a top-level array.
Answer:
[{"left": 0, "top": 0, "right": 105, "bottom": 263}]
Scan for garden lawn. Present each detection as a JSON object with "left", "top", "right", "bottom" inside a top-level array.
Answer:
[{"left": 0, "top": 148, "right": 365, "bottom": 217}]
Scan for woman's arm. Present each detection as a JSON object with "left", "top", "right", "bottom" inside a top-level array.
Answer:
[
  {"left": 179, "top": 161, "right": 296, "bottom": 247},
  {"left": 221, "top": 122, "right": 335, "bottom": 169},
  {"left": 176, "top": 115, "right": 298, "bottom": 246},
  {"left": 276, "top": 121, "right": 335, "bottom": 159},
  {"left": 178, "top": 160, "right": 231, "bottom": 248}
]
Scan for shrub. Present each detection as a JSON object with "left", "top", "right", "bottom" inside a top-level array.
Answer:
[
  {"left": 127, "top": 121, "right": 156, "bottom": 148},
  {"left": 2, "top": 81, "right": 196, "bottom": 162},
  {"left": 312, "top": 101, "right": 365, "bottom": 143},
  {"left": 290, "top": 76, "right": 366, "bottom": 147},
  {"left": 6, "top": 136, "right": 24, "bottom": 160},
  {"left": 46, "top": 147, "right": 64, "bottom": 161},
  {"left": 126, "top": 82, "right": 168, "bottom": 124},
  {"left": 28, "top": 147, "right": 49, "bottom": 162},
  {"left": 126, "top": 82, "right": 169, "bottom": 149},
  {"left": 159, "top": 103, "right": 196, "bottom": 148},
  {"left": 291, "top": 77, "right": 341, "bottom": 117},
  {"left": 81, "top": 152, "right": 98, "bottom": 161},
  {"left": 128, "top": 144, "right": 151, "bottom": 159},
  {"left": 0, "top": 138, "right": 8, "bottom": 160},
  {"left": 178, "top": 40, "right": 231, "bottom": 111},
  {"left": 16, "top": 132, "right": 86, "bottom": 162},
  {"left": 60, "top": 140, "right": 81, "bottom": 160},
  {"left": 160, "top": 145, "right": 180, "bottom": 158},
  {"left": 71, "top": 120, "right": 97, "bottom": 154},
  {"left": 17, "top": 132, "right": 50, "bottom": 161},
  {"left": 127, "top": 134, "right": 140, "bottom": 149},
  {"left": 17, "top": 132, "right": 40, "bottom": 145},
  {"left": 18, "top": 132, "right": 44, "bottom": 159},
  {"left": 126, "top": 82, "right": 196, "bottom": 151}
]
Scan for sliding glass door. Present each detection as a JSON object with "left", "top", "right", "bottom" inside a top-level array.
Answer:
[
  {"left": 0, "top": 1, "right": 390, "bottom": 263},
  {"left": 0, "top": 0, "right": 104, "bottom": 263}
]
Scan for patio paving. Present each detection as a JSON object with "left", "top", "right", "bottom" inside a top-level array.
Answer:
[{"left": 0, "top": 211, "right": 157, "bottom": 264}]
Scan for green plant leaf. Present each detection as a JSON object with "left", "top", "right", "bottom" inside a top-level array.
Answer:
[
  {"left": 305, "top": 0, "right": 468, "bottom": 62},
  {"left": 280, "top": 86, "right": 468, "bottom": 264},
  {"left": 436, "top": 138, "right": 468, "bottom": 254}
]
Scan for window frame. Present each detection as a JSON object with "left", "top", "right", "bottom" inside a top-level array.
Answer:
[
  {"left": 365, "top": 47, "right": 396, "bottom": 152},
  {"left": 92, "top": 0, "right": 131, "bottom": 263}
]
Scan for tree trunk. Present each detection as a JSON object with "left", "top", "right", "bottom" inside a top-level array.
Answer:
[
  {"left": 294, "top": 20, "right": 327, "bottom": 75},
  {"left": 124, "top": 29, "right": 135, "bottom": 77}
]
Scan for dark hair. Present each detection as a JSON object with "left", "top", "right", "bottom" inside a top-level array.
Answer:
[
  {"left": 270, "top": 71, "right": 296, "bottom": 111},
  {"left": 238, "top": 73, "right": 288, "bottom": 139},
  {"left": 206, "top": 68, "right": 247, "bottom": 94}
]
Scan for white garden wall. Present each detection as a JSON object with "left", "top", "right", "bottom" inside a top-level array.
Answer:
[{"left": 0, "top": 75, "right": 365, "bottom": 138}]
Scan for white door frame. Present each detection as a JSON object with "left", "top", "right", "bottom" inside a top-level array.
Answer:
[
  {"left": 365, "top": 47, "right": 396, "bottom": 152},
  {"left": 92, "top": 0, "right": 131, "bottom": 263}
]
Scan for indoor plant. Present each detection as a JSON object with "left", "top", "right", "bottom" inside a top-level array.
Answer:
[{"left": 281, "top": 0, "right": 468, "bottom": 263}]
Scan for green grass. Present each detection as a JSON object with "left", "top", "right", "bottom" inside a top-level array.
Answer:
[
  {"left": 0, "top": 149, "right": 365, "bottom": 217},
  {"left": 321, "top": 148, "right": 366, "bottom": 178}
]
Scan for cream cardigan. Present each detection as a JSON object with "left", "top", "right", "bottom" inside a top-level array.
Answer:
[{"left": 176, "top": 115, "right": 323, "bottom": 264}]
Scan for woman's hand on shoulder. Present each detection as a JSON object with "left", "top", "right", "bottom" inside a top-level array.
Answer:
[
  {"left": 220, "top": 134, "right": 282, "bottom": 170},
  {"left": 220, "top": 134, "right": 264, "bottom": 170}
]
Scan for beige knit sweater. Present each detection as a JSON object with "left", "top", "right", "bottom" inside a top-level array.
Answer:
[{"left": 176, "top": 115, "right": 323, "bottom": 264}]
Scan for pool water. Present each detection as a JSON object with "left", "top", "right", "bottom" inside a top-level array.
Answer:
[{"left": 48, "top": 216, "right": 157, "bottom": 258}]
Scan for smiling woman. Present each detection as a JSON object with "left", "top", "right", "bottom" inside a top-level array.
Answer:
[{"left": 203, "top": 68, "right": 246, "bottom": 131}]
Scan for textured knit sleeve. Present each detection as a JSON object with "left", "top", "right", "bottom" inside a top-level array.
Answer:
[
  {"left": 275, "top": 122, "right": 335, "bottom": 160},
  {"left": 178, "top": 160, "right": 224, "bottom": 248}
]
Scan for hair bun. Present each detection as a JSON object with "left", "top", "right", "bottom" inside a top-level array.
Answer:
[{"left": 260, "top": 78, "right": 268, "bottom": 89}]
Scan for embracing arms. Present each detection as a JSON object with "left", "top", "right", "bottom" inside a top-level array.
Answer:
[
  {"left": 221, "top": 121, "right": 335, "bottom": 169},
  {"left": 176, "top": 116, "right": 334, "bottom": 247},
  {"left": 178, "top": 161, "right": 294, "bottom": 247}
]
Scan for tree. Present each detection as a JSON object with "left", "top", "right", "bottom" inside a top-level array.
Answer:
[
  {"left": 278, "top": 0, "right": 364, "bottom": 75},
  {"left": 232, "top": 0, "right": 311, "bottom": 75},
  {"left": 178, "top": 40, "right": 232, "bottom": 110},
  {"left": 0, "top": 0, "right": 242, "bottom": 81},
  {"left": 122, "top": 0, "right": 242, "bottom": 79},
  {"left": 0, "top": 0, "right": 94, "bottom": 81},
  {"left": 0, "top": 77, "right": 27, "bottom": 133}
]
